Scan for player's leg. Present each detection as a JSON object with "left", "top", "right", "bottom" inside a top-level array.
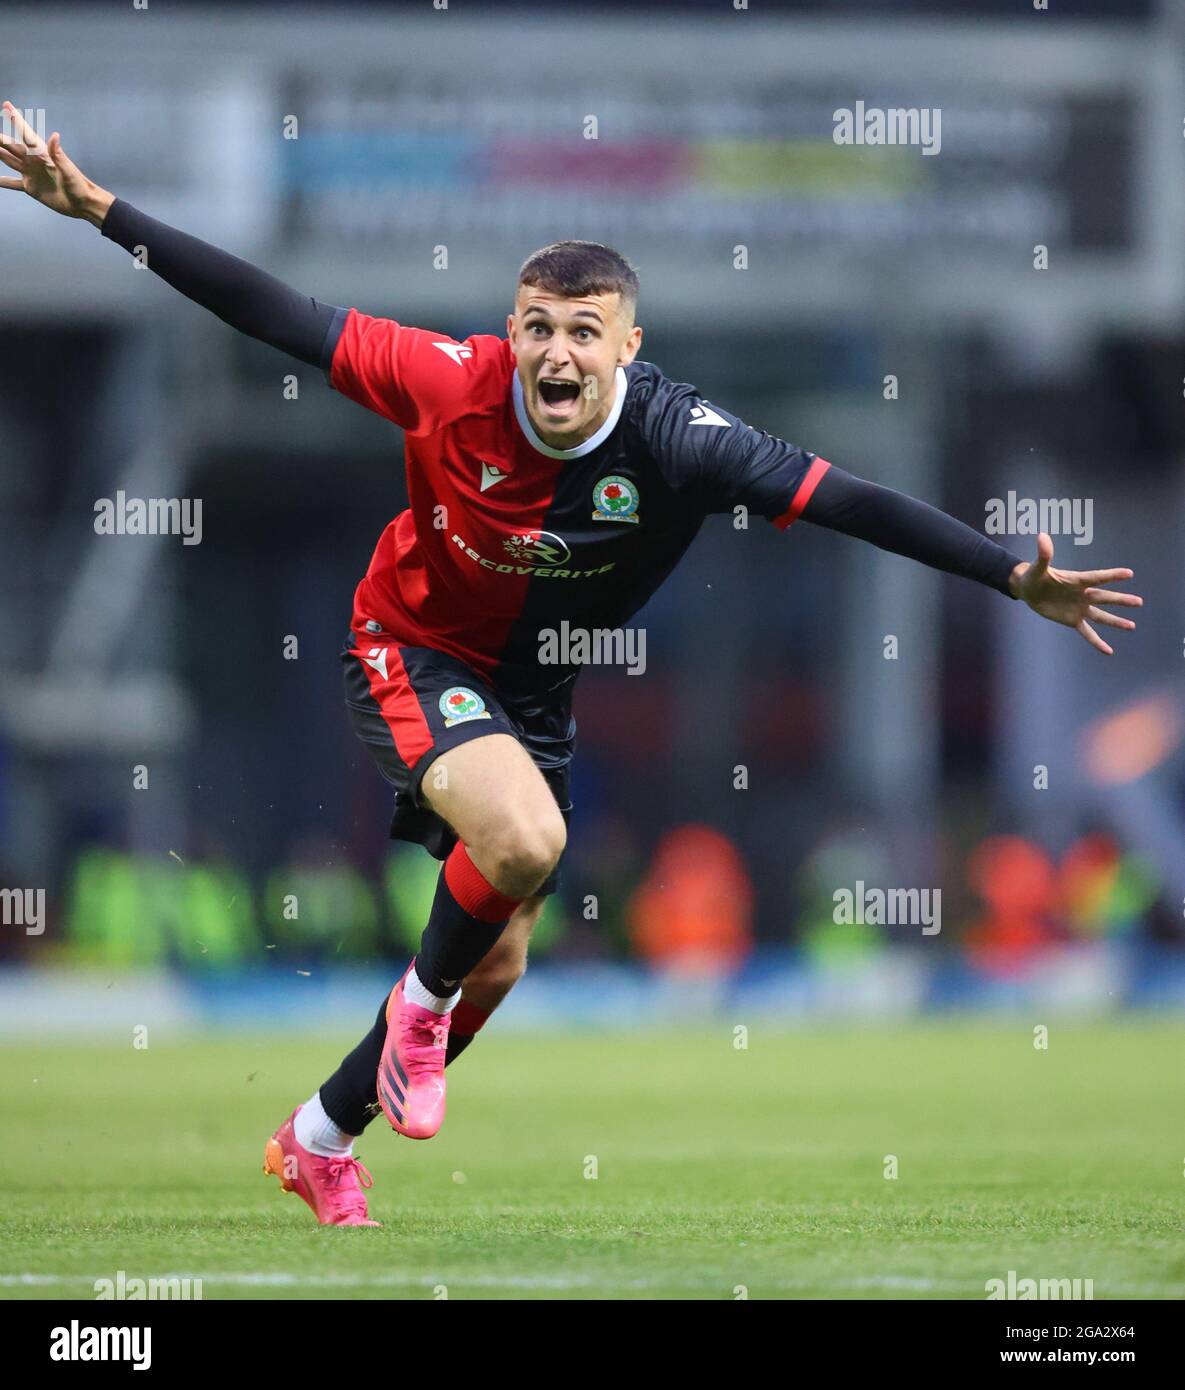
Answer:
[
  {"left": 377, "top": 733, "right": 564, "bottom": 1137},
  {"left": 422, "top": 736, "right": 570, "bottom": 1061},
  {"left": 447, "top": 893, "right": 547, "bottom": 1062},
  {"left": 306, "top": 895, "right": 543, "bottom": 1148},
  {"left": 266, "top": 837, "right": 553, "bottom": 1219},
  {"left": 265, "top": 634, "right": 478, "bottom": 1217},
  {"left": 309, "top": 893, "right": 546, "bottom": 1145},
  {"left": 268, "top": 636, "right": 565, "bottom": 1222},
  {"left": 408, "top": 732, "right": 565, "bottom": 1002},
  {"left": 302, "top": 758, "right": 560, "bottom": 1153},
  {"left": 413, "top": 691, "right": 573, "bottom": 1061}
]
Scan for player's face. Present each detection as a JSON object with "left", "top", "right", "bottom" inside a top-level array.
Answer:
[{"left": 508, "top": 289, "right": 642, "bottom": 449}]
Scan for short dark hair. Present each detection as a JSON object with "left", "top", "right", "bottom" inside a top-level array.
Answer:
[{"left": 517, "top": 240, "right": 639, "bottom": 321}]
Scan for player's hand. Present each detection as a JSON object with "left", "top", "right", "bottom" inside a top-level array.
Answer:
[
  {"left": 0, "top": 102, "right": 113, "bottom": 225},
  {"left": 1008, "top": 532, "right": 1141, "bottom": 655}
]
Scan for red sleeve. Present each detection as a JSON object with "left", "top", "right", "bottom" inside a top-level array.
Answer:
[{"left": 328, "top": 308, "right": 502, "bottom": 436}]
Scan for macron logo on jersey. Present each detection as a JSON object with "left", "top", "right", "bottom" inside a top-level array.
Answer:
[
  {"left": 480, "top": 461, "right": 507, "bottom": 492},
  {"left": 363, "top": 647, "right": 389, "bottom": 680},
  {"left": 433, "top": 342, "right": 473, "bottom": 366},
  {"left": 689, "top": 402, "right": 731, "bottom": 427}
]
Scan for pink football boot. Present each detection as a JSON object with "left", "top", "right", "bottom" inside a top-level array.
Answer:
[
  {"left": 376, "top": 961, "right": 451, "bottom": 1139},
  {"left": 263, "top": 1108, "right": 380, "bottom": 1226}
]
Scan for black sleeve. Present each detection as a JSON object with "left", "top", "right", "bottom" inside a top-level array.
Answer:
[
  {"left": 638, "top": 375, "right": 820, "bottom": 519},
  {"left": 100, "top": 199, "right": 344, "bottom": 369},
  {"left": 801, "top": 464, "right": 1022, "bottom": 598}
]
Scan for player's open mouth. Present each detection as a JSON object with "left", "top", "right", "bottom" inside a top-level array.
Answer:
[{"left": 537, "top": 378, "right": 582, "bottom": 417}]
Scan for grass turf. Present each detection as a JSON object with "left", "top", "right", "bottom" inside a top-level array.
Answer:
[{"left": 1, "top": 1021, "right": 1182, "bottom": 1300}]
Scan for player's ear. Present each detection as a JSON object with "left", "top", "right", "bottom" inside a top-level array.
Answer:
[{"left": 620, "top": 323, "right": 642, "bottom": 364}]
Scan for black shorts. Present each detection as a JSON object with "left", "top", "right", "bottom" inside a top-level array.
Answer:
[{"left": 340, "top": 628, "right": 574, "bottom": 896}]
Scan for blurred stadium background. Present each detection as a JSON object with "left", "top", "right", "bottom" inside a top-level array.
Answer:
[{"left": 1, "top": 0, "right": 1184, "bottom": 1040}]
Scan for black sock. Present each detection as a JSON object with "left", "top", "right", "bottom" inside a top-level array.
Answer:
[
  {"left": 414, "top": 854, "right": 518, "bottom": 997},
  {"left": 319, "top": 995, "right": 389, "bottom": 1136}
]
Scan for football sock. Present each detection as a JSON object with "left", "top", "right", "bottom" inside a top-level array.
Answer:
[
  {"left": 294, "top": 1091, "right": 355, "bottom": 1156},
  {"left": 404, "top": 968, "right": 461, "bottom": 1015},
  {"left": 445, "top": 999, "right": 491, "bottom": 1065},
  {"left": 413, "top": 842, "right": 522, "bottom": 997},
  {"left": 319, "top": 997, "right": 389, "bottom": 1135}
]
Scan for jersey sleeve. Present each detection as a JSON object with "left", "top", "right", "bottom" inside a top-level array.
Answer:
[
  {"left": 101, "top": 199, "right": 340, "bottom": 368},
  {"left": 800, "top": 464, "right": 1023, "bottom": 596},
  {"left": 326, "top": 308, "right": 503, "bottom": 436},
  {"left": 645, "top": 380, "right": 831, "bottom": 525}
]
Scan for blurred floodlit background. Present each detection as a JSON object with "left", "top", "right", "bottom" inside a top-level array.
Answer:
[{"left": 1, "top": 0, "right": 1183, "bottom": 1034}]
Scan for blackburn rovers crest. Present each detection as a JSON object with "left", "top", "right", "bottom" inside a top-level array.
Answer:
[
  {"left": 592, "top": 475, "right": 639, "bottom": 524},
  {"left": 439, "top": 687, "right": 491, "bottom": 727}
]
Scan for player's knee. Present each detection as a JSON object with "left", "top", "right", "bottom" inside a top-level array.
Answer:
[{"left": 486, "top": 811, "right": 566, "bottom": 896}]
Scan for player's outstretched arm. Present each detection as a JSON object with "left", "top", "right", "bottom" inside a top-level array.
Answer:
[
  {"left": 799, "top": 467, "right": 1140, "bottom": 655},
  {"left": 1006, "top": 532, "right": 1140, "bottom": 656},
  {"left": 0, "top": 101, "right": 338, "bottom": 367},
  {"left": 800, "top": 463, "right": 1023, "bottom": 594}
]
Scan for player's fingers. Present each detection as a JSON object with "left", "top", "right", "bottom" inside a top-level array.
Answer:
[
  {"left": 2, "top": 101, "right": 42, "bottom": 147},
  {"left": 1082, "top": 588, "right": 1142, "bottom": 607},
  {"left": 1074, "top": 568, "right": 1134, "bottom": 585},
  {"left": 1087, "top": 605, "right": 1135, "bottom": 631},
  {"left": 47, "top": 133, "right": 77, "bottom": 177},
  {"left": 1034, "top": 532, "right": 1055, "bottom": 569},
  {"left": 0, "top": 176, "right": 25, "bottom": 191},
  {"left": 0, "top": 145, "right": 23, "bottom": 173},
  {"left": 1076, "top": 618, "right": 1113, "bottom": 656},
  {"left": 0, "top": 100, "right": 24, "bottom": 138},
  {"left": 1, "top": 132, "right": 53, "bottom": 173}
]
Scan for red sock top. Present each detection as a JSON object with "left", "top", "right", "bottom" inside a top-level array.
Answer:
[{"left": 444, "top": 842, "right": 523, "bottom": 923}]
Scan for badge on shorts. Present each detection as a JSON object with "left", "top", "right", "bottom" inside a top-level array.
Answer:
[
  {"left": 592, "top": 475, "right": 639, "bottom": 524},
  {"left": 439, "top": 686, "right": 491, "bottom": 727}
]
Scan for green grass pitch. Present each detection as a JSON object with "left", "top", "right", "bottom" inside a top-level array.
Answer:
[{"left": 1, "top": 1020, "right": 1182, "bottom": 1300}]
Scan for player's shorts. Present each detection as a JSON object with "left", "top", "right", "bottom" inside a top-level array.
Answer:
[{"left": 340, "top": 627, "right": 575, "bottom": 896}]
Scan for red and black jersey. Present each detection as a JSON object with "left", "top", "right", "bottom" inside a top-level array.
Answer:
[
  {"left": 97, "top": 198, "right": 1025, "bottom": 686},
  {"left": 326, "top": 309, "right": 829, "bottom": 699}
]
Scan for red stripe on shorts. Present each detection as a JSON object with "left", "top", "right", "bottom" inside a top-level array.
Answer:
[{"left": 351, "top": 634, "right": 435, "bottom": 768}]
